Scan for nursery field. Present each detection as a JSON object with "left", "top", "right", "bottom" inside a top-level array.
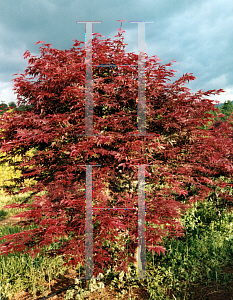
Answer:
[{"left": 0, "top": 149, "right": 233, "bottom": 299}]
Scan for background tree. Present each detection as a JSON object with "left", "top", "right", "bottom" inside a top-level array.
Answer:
[
  {"left": 220, "top": 100, "right": 233, "bottom": 121},
  {"left": 0, "top": 101, "right": 9, "bottom": 116},
  {"left": 0, "top": 30, "right": 232, "bottom": 277},
  {"left": 201, "top": 100, "right": 233, "bottom": 130},
  {"left": 8, "top": 101, "right": 16, "bottom": 109}
]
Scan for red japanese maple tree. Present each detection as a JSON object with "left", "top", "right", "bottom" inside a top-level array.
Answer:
[{"left": 0, "top": 28, "right": 233, "bottom": 277}]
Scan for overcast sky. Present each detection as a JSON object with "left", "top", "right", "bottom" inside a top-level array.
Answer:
[{"left": 0, "top": 0, "right": 233, "bottom": 106}]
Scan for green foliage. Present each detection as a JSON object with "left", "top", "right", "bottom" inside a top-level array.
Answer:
[
  {"left": 201, "top": 100, "right": 233, "bottom": 129},
  {"left": 0, "top": 209, "right": 8, "bottom": 221},
  {"left": 0, "top": 101, "right": 9, "bottom": 117},
  {"left": 220, "top": 100, "right": 233, "bottom": 121},
  {"left": 0, "top": 147, "right": 38, "bottom": 195},
  {"left": 8, "top": 101, "right": 16, "bottom": 108},
  {"left": 0, "top": 223, "right": 70, "bottom": 299}
]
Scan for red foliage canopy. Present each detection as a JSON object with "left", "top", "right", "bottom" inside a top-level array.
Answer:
[{"left": 0, "top": 29, "right": 233, "bottom": 277}]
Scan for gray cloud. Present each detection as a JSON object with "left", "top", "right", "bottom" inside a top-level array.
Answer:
[{"left": 0, "top": 0, "right": 232, "bottom": 104}]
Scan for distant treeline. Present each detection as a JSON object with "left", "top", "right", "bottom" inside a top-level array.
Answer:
[{"left": 0, "top": 101, "right": 35, "bottom": 116}]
